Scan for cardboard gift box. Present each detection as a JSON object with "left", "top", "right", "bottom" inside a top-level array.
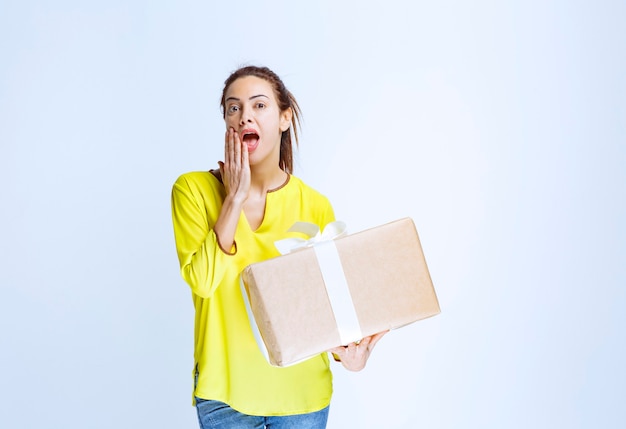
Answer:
[{"left": 241, "top": 217, "right": 440, "bottom": 367}]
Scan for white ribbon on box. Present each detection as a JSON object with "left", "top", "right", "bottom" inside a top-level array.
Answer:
[
  {"left": 241, "top": 221, "right": 364, "bottom": 366},
  {"left": 276, "top": 221, "right": 363, "bottom": 346},
  {"left": 274, "top": 221, "right": 348, "bottom": 255}
]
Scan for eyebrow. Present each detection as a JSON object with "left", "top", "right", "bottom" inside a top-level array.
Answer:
[{"left": 225, "top": 94, "right": 269, "bottom": 102}]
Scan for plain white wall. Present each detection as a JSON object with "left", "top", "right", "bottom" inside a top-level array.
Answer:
[{"left": 1, "top": 1, "right": 624, "bottom": 428}]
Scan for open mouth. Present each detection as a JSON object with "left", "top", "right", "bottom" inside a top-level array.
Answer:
[{"left": 242, "top": 131, "right": 260, "bottom": 151}]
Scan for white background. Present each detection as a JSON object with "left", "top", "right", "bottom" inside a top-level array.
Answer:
[{"left": 1, "top": 1, "right": 624, "bottom": 428}]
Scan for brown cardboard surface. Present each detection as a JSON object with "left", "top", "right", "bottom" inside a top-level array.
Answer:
[{"left": 242, "top": 217, "right": 440, "bottom": 367}]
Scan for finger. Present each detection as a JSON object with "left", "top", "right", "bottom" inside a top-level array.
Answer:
[
  {"left": 328, "top": 346, "right": 346, "bottom": 357},
  {"left": 225, "top": 129, "right": 233, "bottom": 165},
  {"left": 357, "top": 336, "right": 372, "bottom": 348},
  {"left": 233, "top": 129, "right": 241, "bottom": 165},
  {"left": 346, "top": 342, "right": 358, "bottom": 352},
  {"left": 228, "top": 128, "right": 239, "bottom": 167},
  {"left": 367, "top": 331, "right": 388, "bottom": 350},
  {"left": 241, "top": 133, "right": 249, "bottom": 165}
]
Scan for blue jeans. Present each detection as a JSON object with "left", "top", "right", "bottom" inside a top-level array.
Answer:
[{"left": 195, "top": 398, "right": 329, "bottom": 429}]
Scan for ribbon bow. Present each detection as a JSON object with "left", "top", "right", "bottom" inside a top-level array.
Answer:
[{"left": 274, "top": 221, "right": 347, "bottom": 255}]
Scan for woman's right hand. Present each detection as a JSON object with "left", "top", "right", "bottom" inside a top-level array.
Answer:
[
  {"left": 218, "top": 127, "right": 250, "bottom": 204},
  {"left": 213, "top": 128, "right": 249, "bottom": 253}
]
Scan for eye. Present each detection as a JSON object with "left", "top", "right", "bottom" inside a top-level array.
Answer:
[
  {"left": 255, "top": 102, "right": 266, "bottom": 109},
  {"left": 227, "top": 104, "right": 240, "bottom": 114}
]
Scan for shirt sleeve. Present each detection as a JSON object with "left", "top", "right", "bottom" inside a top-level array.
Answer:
[
  {"left": 171, "top": 174, "right": 231, "bottom": 299},
  {"left": 319, "top": 195, "right": 336, "bottom": 228}
]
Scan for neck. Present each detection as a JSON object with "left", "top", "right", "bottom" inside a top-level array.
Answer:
[{"left": 250, "top": 164, "right": 287, "bottom": 195}]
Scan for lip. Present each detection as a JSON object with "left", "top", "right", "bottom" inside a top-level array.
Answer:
[
  {"left": 241, "top": 128, "right": 258, "bottom": 136},
  {"left": 241, "top": 128, "right": 260, "bottom": 152}
]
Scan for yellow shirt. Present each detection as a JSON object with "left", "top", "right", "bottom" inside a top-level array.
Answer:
[{"left": 171, "top": 171, "right": 335, "bottom": 416}]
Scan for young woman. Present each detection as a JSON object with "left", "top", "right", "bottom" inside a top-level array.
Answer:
[{"left": 171, "top": 65, "right": 385, "bottom": 428}]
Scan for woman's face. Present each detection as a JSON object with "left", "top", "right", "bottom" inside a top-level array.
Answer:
[{"left": 223, "top": 76, "right": 291, "bottom": 167}]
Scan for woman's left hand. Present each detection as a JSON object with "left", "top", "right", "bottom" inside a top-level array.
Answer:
[{"left": 329, "top": 331, "right": 388, "bottom": 372}]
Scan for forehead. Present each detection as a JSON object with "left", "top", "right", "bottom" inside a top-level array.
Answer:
[{"left": 225, "top": 75, "right": 276, "bottom": 100}]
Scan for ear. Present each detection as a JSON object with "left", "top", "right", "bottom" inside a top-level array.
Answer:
[{"left": 279, "top": 107, "right": 293, "bottom": 132}]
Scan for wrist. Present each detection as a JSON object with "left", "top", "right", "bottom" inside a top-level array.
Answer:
[{"left": 223, "top": 194, "right": 246, "bottom": 211}]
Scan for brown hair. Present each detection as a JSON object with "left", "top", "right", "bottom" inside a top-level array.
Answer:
[{"left": 220, "top": 65, "right": 302, "bottom": 174}]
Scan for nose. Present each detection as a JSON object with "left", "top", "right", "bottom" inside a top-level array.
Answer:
[{"left": 239, "top": 105, "right": 253, "bottom": 125}]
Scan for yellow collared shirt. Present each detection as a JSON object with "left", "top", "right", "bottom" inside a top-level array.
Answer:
[{"left": 171, "top": 171, "right": 335, "bottom": 416}]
